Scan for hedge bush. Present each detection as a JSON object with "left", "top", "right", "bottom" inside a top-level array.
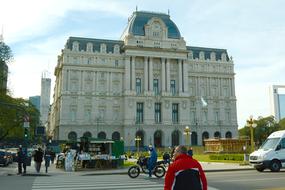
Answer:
[{"left": 209, "top": 154, "right": 244, "bottom": 161}]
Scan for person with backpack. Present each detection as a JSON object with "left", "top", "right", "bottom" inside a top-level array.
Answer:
[{"left": 164, "top": 145, "right": 207, "bottom": 190}]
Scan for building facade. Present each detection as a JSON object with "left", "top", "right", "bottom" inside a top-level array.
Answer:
[
  {"left": 50, "top": 11, "right": 238, "bottom": 148},
  {"left": 270, "top": 85, "right": 285, "bottom": 122},
  {"left": 29, "top": 95, "right": 41, "bottom": 112},
  {"left": 40, "top": 75, "right": 51, "bottom": 126}
]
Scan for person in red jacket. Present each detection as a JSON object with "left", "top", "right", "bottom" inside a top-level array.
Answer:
[{"left": 164, "top": 145, "right": 207, "bottom": 190}]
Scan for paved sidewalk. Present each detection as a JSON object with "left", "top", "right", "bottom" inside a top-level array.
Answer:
[
  {"left": 79, "top": 162, "right": 254, "bottom": 176},
  {"left": 0, "top": 161, "right": 254, "bottom": 176}
]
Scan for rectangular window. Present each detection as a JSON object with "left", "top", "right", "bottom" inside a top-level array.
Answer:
[
  {"left": 136, "top": 78, "right": 141, "bottom": 95},
  {"left": 215, "top": 111, "right": 219, "bottom": 123},
  {"left": 170, "top": 80, "right": 176, "bottom": 95},
  {"left": 136, "top": 103, "right": 144, "bottom": 124},
  {"left": 153, "top": 79, "right": 159, "bottom": 95},
  {"left": 70, "top": 108, "right": 76, "bottom": 122},
  {"left": 172, "top": 103, "right": 179, "bottom": 123},
  {"left": 84, "top": 108, "right": 91, "bottom": 122},
  {"left": 155, "top": 103, "right": 162, "bottom": 123},
  {"left": 115, "top": 60, "right": 119, "bottom": 67}
]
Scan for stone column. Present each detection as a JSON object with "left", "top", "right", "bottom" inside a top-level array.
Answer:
[
  {"left": 149, "top": 57, "right": 153, "bottom": 91},
  {"left": 63, "top": 69, "right": 68, "bottom": 91},
  {"left": 109, "top": 72, "right": 112, "bottom": 95},
  {"left": 178, "top": 59, "right": 183, "bottom": 93},
  {"left": 161, "top": 58, "right": 166, "bottom": 93},
  {"left": 124, "top": 56, "right": 130, "bottom": 91},
  {"left": 144, "top": 57, "right": 148, "bottom": 92},
  {"left": 166, "top": 59, "right": 170, "bottom": 92},
  {"left": 231, "top": 78, "right": 236, "bottom": 97},
  {"left": 131, "top": 56, "right": 136, "bottom": 91},
  {"left": 183, "top": 60, "right": 188, "bottom": 93}
]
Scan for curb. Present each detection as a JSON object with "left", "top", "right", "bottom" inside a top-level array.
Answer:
[{"left": 81, "top": 167, "right": 254, "bottom": 176}]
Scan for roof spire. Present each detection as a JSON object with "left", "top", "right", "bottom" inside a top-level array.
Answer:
[
  {"left": 136, "top": 5, "right": 138, "bottom": 12},
  {"left": 168, "top": 9, "right": 170, "bottom": 16}
]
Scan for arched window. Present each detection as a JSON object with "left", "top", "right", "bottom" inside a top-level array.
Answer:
[
  {"left": 112, "top": 131, "right": 120, "bottom": 141},
  {"left": 172, "top": 130, "right": 180, "bottom": 147},
  {"left": 83, "top": 131, "right": 92, "bottom": 138},
  {"left": 225, "top": 131, "right": 232, "bottom": 138},
  {"left": 191, "top": 132, "right": 198, "bottom": 146},
  {"left": 98, "top": 131, "right": 106, "bottom": 139},
  {"left": 214, "top": 131, "right": 221, "bottom": 138},
  {"left": 202, "top": 131, "right": 209, "bottom": 146},
  {"left": 154, "top": 130, "right": 162, "bottom": 148},
  {"left": 135, "top": 130, "right": 144, "bottom": 147},
  {"left": 68, "top": 131, "right": 77, "bottom": 141}
]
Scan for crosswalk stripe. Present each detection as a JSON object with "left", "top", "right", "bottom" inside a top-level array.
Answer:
[
  {"left": 32, "top": 175, "right": 164, "bottom": 190},
  {"left": 32, "top": 174, "right": 219, "bottom": 190}
]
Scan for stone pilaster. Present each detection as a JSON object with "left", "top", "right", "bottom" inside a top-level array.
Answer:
[
  {"left": 166, "top": 59, "right": 170, "bottom": 92},
  {"left": 178, "top": 59, "right": 183, "bottom": 93},
  {"left": 144, "top": 57, "right": 148, "bottom": 92},
  {"left": 131, "top": 56, "right": 136, "bottom": 91},
  {"left": 149, "top": 57, "right": 153, "bottom": 92},
  {"left": 124, "top": 56, "right": 130, "bottom": 92},
  {"left": 183, "top": 60, "right": 188, "bottom": 93},
  {"left": 161, "top": 58, "right": 166, "bottom": 93}
]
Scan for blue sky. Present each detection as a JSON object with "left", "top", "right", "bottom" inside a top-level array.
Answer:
[{"left": 1, "top": 0, "right": 285, "bottom": 128}]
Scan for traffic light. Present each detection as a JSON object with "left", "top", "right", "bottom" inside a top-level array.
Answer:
[{"left": 24, "top": 128, "right": 29, "bottom": 139}]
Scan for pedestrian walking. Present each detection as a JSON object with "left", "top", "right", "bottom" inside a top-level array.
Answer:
[
  {"left": 34, "top": 147, "right": 44, "bottom": 173},
  {"left": 17, "top": 145, "right": 27, "bottom": 174},
  {"left": 44, "top": 150, "right": 51, "bottom": 173},
  {"left": 164, "top": 145, "right": 207, "bottom": 190},
  {"left": 147, "top": 145, "right": 157, "bottom": 178},
  {"left": 50, "top": 149, "right": 56, "bottom": 164}
]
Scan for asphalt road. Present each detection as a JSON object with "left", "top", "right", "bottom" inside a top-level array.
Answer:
[
  {"left": 1, "top": 167, "right": 285, "bottom": 190},
  {"left": 207, "top": 169, "right": 285, "bottom": 190}
]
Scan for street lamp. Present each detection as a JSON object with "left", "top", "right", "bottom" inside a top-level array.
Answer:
[
  {"left": 134, "top": 136, "right": 141, "bottom": 157},
  {"left": 183, "top": 126, "right": 191, "bottom": 148},
  {"left": 246, "top": 115, "right": 257, "bottom": 153}
]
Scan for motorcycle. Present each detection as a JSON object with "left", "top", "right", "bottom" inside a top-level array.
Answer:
[{"left": 128, "top": 156, "right": 166, "bottom": 178}]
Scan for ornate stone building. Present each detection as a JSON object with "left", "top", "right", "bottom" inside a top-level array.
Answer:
[{"left": 49, "top": 11, "right": 238, "bottom": 148}]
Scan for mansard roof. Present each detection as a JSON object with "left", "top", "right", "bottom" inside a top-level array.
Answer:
[
  {"left": 123, "top": 11, "right": 181, "bottom": 39},
  {"left": 65, "top": 37, "right": 124, "bottom": 53},
  {"left": 187, "top": 46, "right": 230, "bottom": 61}
]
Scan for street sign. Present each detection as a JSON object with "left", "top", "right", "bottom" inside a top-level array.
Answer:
[{"left": 23, "top": 122, "right": 30, "bottom": 128}]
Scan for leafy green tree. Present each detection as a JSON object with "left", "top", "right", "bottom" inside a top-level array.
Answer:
[
  {"left": 0, "top": 94, "right": 40, "bottom": 141},
  {"left": 0, "top": 41, "right": 13, "bottom": 63},
  {"left": 239, "top": 116, "right": 279, "bottom": 147},
  {"left": 278, "top": 118, "right": 285, "bottom": 130}
]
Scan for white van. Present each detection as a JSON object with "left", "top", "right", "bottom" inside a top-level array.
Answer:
[{"left": 249, "top": 130, "right": 285, "bottom": 172}]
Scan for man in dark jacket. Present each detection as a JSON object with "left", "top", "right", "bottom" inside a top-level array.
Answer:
[
  {"left": 34, "top": 148, "right": 43, "bottom": 173},
  {"left": 164, "top": 145, "right": 207, "bottom": 190},
  {"left": 17, "top": 146, "right": 27, "bottom": 174}
]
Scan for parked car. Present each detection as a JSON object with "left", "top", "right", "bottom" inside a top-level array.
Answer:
[
  {"left": 0, "top": 150, "right": 9, "bottom": 166},
  {"left": 6, "top": 148, "right": 18, "bottom": 162}
]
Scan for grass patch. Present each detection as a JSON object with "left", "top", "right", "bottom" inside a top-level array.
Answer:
[
  {"left": 123, "top": 160, "right": 136, "bottom": 167},
  {"left": 193, "top": 154, "right": 243, "bottom": 164}
]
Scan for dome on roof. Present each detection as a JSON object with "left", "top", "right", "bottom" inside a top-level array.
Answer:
[{"left": 121, "top": 11, "right": 181, "bottom": 40}]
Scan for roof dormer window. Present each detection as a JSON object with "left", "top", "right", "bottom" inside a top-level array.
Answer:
[
  {"left": 72, "top": 41, "right": 79, "bottom": 51},
  {"left": 100, "top": 43, "right": 107, "bottom": 53},
  {"left": 199, "top": 51, "right": 205, "bottom": 60},
  {"left": 113, "top": 44, "right": 120, "bottom": 54},
  {"left": 86, "top": 43, "right": 93, "bottom": 52}
]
